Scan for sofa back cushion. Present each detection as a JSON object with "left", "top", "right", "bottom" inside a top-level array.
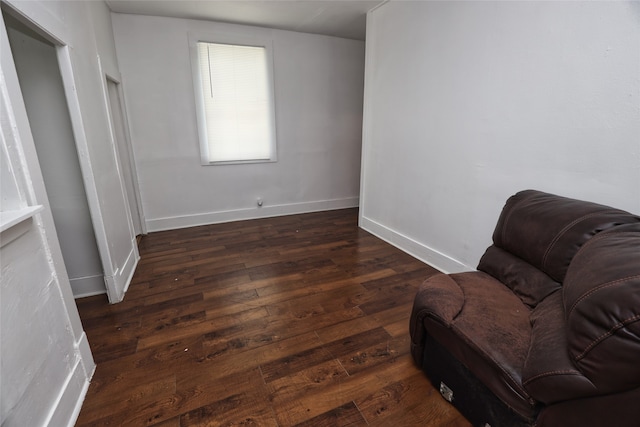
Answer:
[
  {"left": 489, "top": 190, "right": 639, "bottom": 283},
  {"left": 478, "top": 245, "right": 560, "bottom": 307},
  {"left": 563, "top": 223, "right": 640, "bottom": 393}
]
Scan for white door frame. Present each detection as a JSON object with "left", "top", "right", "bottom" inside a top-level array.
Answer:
[
  {"left": 0, "top": 7, "right": 87, "bottom": 341},
  {"left": 100, "top": 64, "right": 147, "bottom": 236},
  {"left": 55, "top": 46, "right": 118, "bottom": 295},
  {"left": 1, "top": 2, "right": 135, "bottom": 303}
]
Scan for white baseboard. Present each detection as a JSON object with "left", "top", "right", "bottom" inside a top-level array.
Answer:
[
  {"left": 146, "top": 197, "right": 360, "bottom": 232},
  {"left": 70, "top": 274, "right": 105, "bottom": 298},
  {"left": 45, "top": 356, "right": 90, "bottom": 427},
  {"left": 65, "top": 378, "right": 90, "bottom": 427},
  {"left": 77, "top": 332, "right": 95, "bottom": 379},
  {"left": 104, "top": 244, "right": 140, "bottom": 303},
  {"left": 359, "top": 215, "right": 470, "bottom": 274},
  {"left": 119, "top": 240, "right": 140, "bottom": 297}
]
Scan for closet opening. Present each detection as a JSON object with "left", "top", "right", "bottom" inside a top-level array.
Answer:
[{"left": 3, "top": 11, "right": 106, "bottom": 298}]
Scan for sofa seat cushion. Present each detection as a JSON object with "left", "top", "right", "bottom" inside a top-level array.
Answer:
[{"left": 414, "top": 271, "right": 537, "bottom": 418}]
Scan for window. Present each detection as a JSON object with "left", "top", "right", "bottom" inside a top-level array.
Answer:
[{"left": 191, "top": 35, "right": 277, "bottom": 165}]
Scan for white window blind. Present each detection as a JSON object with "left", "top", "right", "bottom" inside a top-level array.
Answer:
[{"left": 197, "top": 42, "right": 276, "bottom": 163}]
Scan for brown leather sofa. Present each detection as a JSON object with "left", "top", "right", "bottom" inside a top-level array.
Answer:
[{"left": 409, "top": 190, "right": 640, "bottom": 426}]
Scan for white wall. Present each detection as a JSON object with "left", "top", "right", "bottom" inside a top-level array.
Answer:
[
  {"left": 111, "top": 14, "right": 365, "bottom": 231},
  {"left": 0, "top": 0, "right": 134, "bottom": 425},
  {"left": 0, "top": 9, "right": 94, "bottom": 425},
  {"left": 88, "top": 0, "right": 120, "bottom": 78},
  {"left": 2, "top": 1, "right": 139, "bottom": 304},
  {"left": 361, "top": 1, "right": 640, "bottom": 273},
  {"left": 6, "top": 25, "right": 105, "bottom": 297}
]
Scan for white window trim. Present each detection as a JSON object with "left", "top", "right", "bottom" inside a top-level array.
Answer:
[{"left": 189, "top": 31, "right": 278, "bottom": 166}]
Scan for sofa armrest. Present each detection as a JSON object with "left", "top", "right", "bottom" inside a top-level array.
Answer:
[{"left": 409, "top": 273, "right": 464, "bottom": 367}]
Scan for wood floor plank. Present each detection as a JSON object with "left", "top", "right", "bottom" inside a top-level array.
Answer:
[
  {"left": 75, "top": 208, "right": 470, "bottom": 427},
  {"left": 358, "top": 370, "right": 472, "bottom": 427},
  {"left": 79, "top": 374, "right": 176, "bottom": 422},
  {"left": 292, "top": 401, "right": 367, "bottom": 427},
  {"left": 265, "top": 359, "right": 349, "bottom": 405},
  {"left": 183, "top": 331, "right": 326, "bottom": 383},
  {"left": 260, "top": 344, "right": 336, "bottom": 383},
  {"left": 136, "top": 306, "right": 268, "bottom": 352},
  {"left": 149, "top": 417, "right": 181, "bottom": 427},
  {"left": 337, "top": 334, "right": 410, "bottom": 376},
  {"left": 271, "top": 355, "right": 416, "bottom": 425},
  {"left": 181, "top": 401, "right": 279, "bottom": 427},
  {"left": 314, "top": 316, "right": 383, "bottom": 344}
]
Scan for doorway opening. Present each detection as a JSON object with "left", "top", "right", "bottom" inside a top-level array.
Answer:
[
  {"left": 105, "top": 77, "right": 145, "bottom": 237},
  {"left": 3, "top": 12, "right": 105, "bottom": 297}
]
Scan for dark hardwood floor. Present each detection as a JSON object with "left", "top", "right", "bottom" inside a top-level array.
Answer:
[{"left": 75, "top": 208, "right": 470, "bottom": 426}]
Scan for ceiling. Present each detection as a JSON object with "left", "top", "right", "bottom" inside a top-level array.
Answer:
[{"left": 105, "top": 1, "right": 386, "bottom": 41}]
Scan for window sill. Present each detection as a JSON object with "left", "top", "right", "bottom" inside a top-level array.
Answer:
[
  {"left": 202, "top": 158, "right": 278, "bottom": 166},
  {"left": 0, "top": 206, "right": 43, "bottom": 247},
  {"left": 0, "top": 206, "right": 43, "bottom": 232}
]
